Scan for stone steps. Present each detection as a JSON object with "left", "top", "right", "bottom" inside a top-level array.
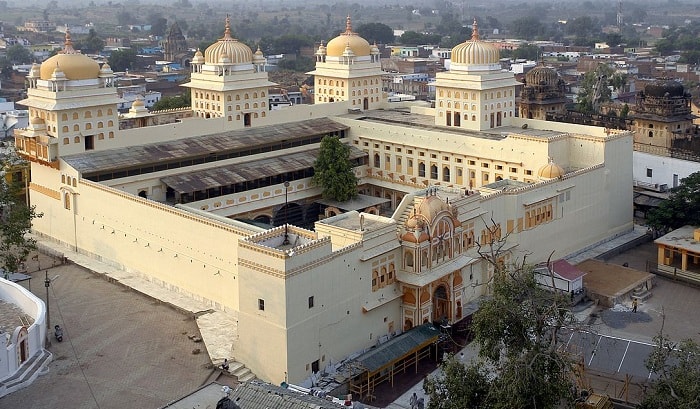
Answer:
[{"left": 0, "top": 348, "right": 53, "bottom": 398}]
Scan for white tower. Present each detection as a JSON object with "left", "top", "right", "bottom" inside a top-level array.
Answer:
[
  {"left": 434, "top": 19, "right": 520, "bottom": 131},
  {"left": 308, "top": 16, "right": 383, "bottom": 110},
  {"left": 15, "top": 29, "right": 119, "bottom": 161},
  {"left": 182, "top": 16, "right": 276, "bottom": 127}
]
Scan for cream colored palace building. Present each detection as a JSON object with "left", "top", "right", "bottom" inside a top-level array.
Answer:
[{"left": 14, "top": 19, "right": 633, "bottom": 384}]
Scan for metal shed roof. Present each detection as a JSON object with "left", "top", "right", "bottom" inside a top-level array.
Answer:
[
  {"left": 160, "top": 146, "right": 366, "bottom": 194},
  {"left": 350, "top": 324, "right": 441, "bottom": 374},
  {"left": 63, "top": 118, "right": 349, "bottom": 174}
]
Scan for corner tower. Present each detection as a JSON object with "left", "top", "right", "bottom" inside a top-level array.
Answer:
[
  {"left": 434, "top": 19, "right": 520, "bottom": 130},
  {"left": 15, "top": 29, "right": 119, "bottom": 163},
  {"left": 308, "top": 16, "right": 383, "bottom": 110},
  {"left": 182, "top": 16, "right": 276, "bottom": 127}
]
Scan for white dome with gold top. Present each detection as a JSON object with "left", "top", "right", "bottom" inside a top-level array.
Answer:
[
  {"left": 204, "top": 16, "right": 253, "bottom": 65},
  {"left": 40, "top": 29, "right": 100, "bottom": 80},
  {"left": 325, "top": 16, "right": 371, "bottom": 57},
  {"left": 451, "top": 19, "right": 499, "bottom": 66}
]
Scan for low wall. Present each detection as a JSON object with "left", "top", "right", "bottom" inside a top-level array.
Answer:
[{"left": 0, "top": 278, "right": 46, "bottom": 381}]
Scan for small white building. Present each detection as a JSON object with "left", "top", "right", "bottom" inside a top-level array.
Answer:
[
  {"left": 0, "top": 276, "right": 51, "bottom": 398},
  {"left": 534, "top": 259, "right": 586, "bottom": 294}
]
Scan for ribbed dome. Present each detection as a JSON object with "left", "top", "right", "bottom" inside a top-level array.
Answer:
[
  {"left": 645, "top": 79, "right": 685, "bottom": 98},
  {"left": 526, "top": 64, "right": 558, "bottom": 86},
  {"left": 326, "top": 16, "right": 371, "bottom": 57},
  {"left": 538, "top": 160, "right": 565, "bottom": 179},
  {"left": 416, "top": 195, "right": 450, "bottom": 224},
  {"left": 204, "top": 16, "right": 253, "bottom": 65},
  {"left": 451, "top": 19, "right": 499, "bottom": 65},
  {"left": 40, "top": 30, "right": 99, "bottom": 80}
]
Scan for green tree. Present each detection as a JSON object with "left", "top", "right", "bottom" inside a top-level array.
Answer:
[
  {"left": 471, "top": 262, "right": 576, "bottom": 408},
  {"left": 425, "top": 229, "right": 578, "bottom": 409},
  {"left": 0, "top": 153, "right": 42, "bottom": 278},
  {"left": 640, "top": 334, "right": 700, "bottom": 409},
  {"left": 77, "top": 29, "right": 105, "bottom": 54},
  {"left": 424, "top": 357, "right": 490, "bottom": 409},
  {"left": 272, "top": 34, "right": 313, "bottom": 56},
  {"left": 5, "top": 45, "right": 32, "bottom": 64},
  {"left": 509, "top": 16, "right": 545, "bottom": 40},
  {"left": 150, "top": 93, "right": 190, "bottom": 111},
  {"left": 356, "top": 22, "right": 394, "bottom": 44},
  {"left": 108, "top": 48, "right": 138, "bottom": 72},
  {"left": 312, "top": 135, "right": 358, "bottom": 202},
  {"left": 576, "top": 64, "right": 626, "bottom": 114},
  {"left": 647, "top": 172, "right": 700, "bottom": 233},
  {"left": 148, "top": 13, "right": 168, "bottom": 37}
]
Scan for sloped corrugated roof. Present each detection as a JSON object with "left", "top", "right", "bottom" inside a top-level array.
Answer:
[
  {"left": 229, "top": 381, "right": 345, "bottom": 409},
  {"left": 63, "top": 118, "right": 349, "bottom": 175},
  {"left": 160, "top": 146, "right": 366, "bottom": 194},
  {"left": 350, "top": 324, "right": 441, "bottom": 374}
]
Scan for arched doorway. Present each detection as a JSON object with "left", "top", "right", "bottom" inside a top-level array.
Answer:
[
  {"left": 432, "top": 285, "right": 450, "bottom": 323},
  {"left": 138, "top": 190, "right": 147, "bottom": 198},
  {"left": 244, "top": 113, "right": 251, "bottom": 127},
  {"left": 254, "top": 215, "right": 272, "bottom": 226},
  {"left": 363, "top": 98, "right": 369, "bottom": 110}
]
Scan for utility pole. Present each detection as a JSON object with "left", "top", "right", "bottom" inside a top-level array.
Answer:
[{"left": 44, "top": 270, "right": 51, "bottom": 330}]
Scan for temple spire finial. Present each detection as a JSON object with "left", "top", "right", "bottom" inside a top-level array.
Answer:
[
  {"left": 64, "top": 27, "right": 76, "bottom": 54},
  {"left": 223, "top": 14, "right": 232, "bottom": 39},
  {"left": 346, "top": 15, "right": 352, "bottom": 33},
  {"left": 471, "top": 18, "right": 480, "bottom": 41}
]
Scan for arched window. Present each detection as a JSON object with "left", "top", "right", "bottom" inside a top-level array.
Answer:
[
  {"left": 84, "top": 111, "right": 92, "bottom": 118},
  {"left": 374, "top": 153, "right": 381, "bottom": 168},
  {"left": 85, "top": 123, "right": 92, "bottom": 130},
  {"left": 107, "top": 108, "right": 113, "bottom": 115},
  {"left": 430, "top": 165, "right": 438, "bottom": 179},
  {"left": 418, "top": 162, "right": 426, "bottom": 177},
  {"left": 64, "top": 192, "right": 71, "bottom": 210},
  {"left": 253, "top": 92, "right": 258, "bottom": 98},
  {"left": 74, "top": 136, "right": 80, "bottom": 143},
  {"left": 227, "top": 95, "right": 232, "bottom": 101},
  {"left": 62, "top": 126, "right": 68, "bottom": 132},
  {"left": 73, "top": 125, "right": 79, "bottom": 131},
  {"left": 443, "top": 167, "right": 450, "bottom": 182},
  {"left": 62, "top": 113, "right": 68, "bottom": 121},
  {"left": 97, "top": 122, "right": 103, "bottom": 128},
  {"left": 405, "top": 250, "right": 414, "bottom": 267},
  {"left": 108, "top": 131, "right": 114, "bottom": 138},
  {"left": 108, "top": 120, "right": 113, "bottom": 127},
  {"left": 73, "top": 113, "right": 79, "bottom": 120}
]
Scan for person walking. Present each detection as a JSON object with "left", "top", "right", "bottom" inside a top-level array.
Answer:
[
  {"left": 632, "top": 298, "right": 638, "bottom": 313},
  {"left": 410, "top": 392, "right": 417, "bottom": 409}
]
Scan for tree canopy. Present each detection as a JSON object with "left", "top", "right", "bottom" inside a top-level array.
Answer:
[
  {"left": 0, "top": 152, "right": 42, "bottom": 278},
  {"left": 575, "top": 63, "right": 626, "bottom": 114},
  {"left": 107, "top": 48, "right": 138, "bottom": 72},
  {"left": 356, "top": 22, "right": 394, "bottom": 45},
  {"left": 312, "top": 135, "right": 357, "bottom": 202},
  {"left": 150, "top": 93, "right": 190, "bottom": 111},
  {"left": 5, "top": 44, "right": 33, "bottom": 64},
  {"left": 641, "top": 334, "right": 700, "bottom": 409},
  {"left": 76, "top": 29, "right": 105, "bottom": 54},
  {"left": 647, "top": 171, "right": 700, "bottom": 233},
  {"left": 425, "top": 231, "right": 579, "bottom": 409}
]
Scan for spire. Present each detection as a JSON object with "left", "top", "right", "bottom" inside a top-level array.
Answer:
[
  {"left": 64, "top": 28, "right": 76, "bottom": 54},
  {"left": 345, "top": 15, "right": 353, "bottom": 33},
  {"left": 471, "top": 18, "right": 480, "bottom": 41},
  {"left": 222, "top": 14, "right": 233, "bottom": 40}
]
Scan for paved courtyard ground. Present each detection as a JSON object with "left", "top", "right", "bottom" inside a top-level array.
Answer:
[{"left": 0, "top": 252, "right": 221, "bottom": 409}]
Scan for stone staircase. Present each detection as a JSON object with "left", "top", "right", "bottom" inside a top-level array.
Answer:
[
  {"left": 227, "top": 360, "right": 256, "bottom": 382},
  {"left": 0, "top": 348, "right": 52, "bottom": 398},
  {"left": 632, "top": 285, "right": 652, "bottom": 302}
]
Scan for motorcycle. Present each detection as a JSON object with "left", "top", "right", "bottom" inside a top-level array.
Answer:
[{"left": 54, "top": 325, "right": 63, "bottom": 342}]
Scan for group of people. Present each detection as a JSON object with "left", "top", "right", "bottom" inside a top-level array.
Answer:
[{"left": 409, "top": 392, "right": 425, "bottom": 409}]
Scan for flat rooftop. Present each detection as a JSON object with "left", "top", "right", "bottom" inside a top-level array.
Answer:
[
  {"left": 655, "top": 225, "right": 700, "bottom": 253},
  {"left": 348, "top": 109, "right": 567, "bottom": 140}
]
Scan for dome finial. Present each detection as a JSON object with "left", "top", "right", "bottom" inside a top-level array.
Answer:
[
  {"left": 346, "top": 15, "right": 353, "bottom": 33},
  {"left": 64, "top": 27, "right": 76, "bottom": 54},
  {"left": 223, "top": 14, "right": 232, "bottom": 39},
  {"left": 471, "top": 18, "right": 480, "bottom": 41}
]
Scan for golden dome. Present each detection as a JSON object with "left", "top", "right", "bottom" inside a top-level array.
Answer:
[
  {"left": 451, "top": 19, "right": 499, "bottom": 65},
  {"left": 40, "top": 29, "right": 100, "bottom": 80},
  {"left": 526, "top": 63, "right": 558, "bottom": 86},
  {"left": 538, "top": 159, "right": 565, "bottom": 179},
  {"left": 132, "top": 97, "right": 145, "bottom": 107},
  {"left": 401, "top": 230, "right": 430, "bottom": 243},
  {"left": 326, "top": 16, "right": 371, "bottom": 57},
  {"left": 204, "top": 15, "right": 253, "bottom": 65}
]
